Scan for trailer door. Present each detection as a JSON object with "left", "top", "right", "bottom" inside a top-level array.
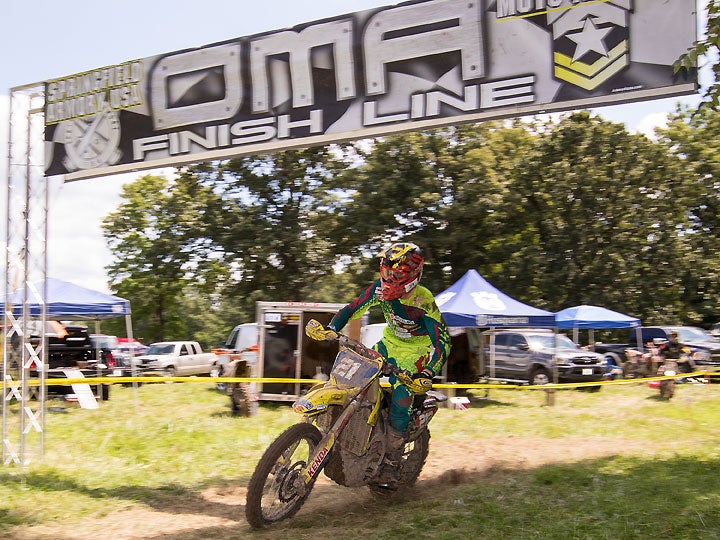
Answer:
[{"left": 261, "top": 314, "right": 299, "bottom": 396}]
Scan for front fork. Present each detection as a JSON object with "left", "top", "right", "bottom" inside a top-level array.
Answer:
[{"left": 295, "top": 395, "right": 365, "bottom": 494}]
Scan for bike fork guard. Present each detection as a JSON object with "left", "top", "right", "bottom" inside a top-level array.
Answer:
[
  {"left": 298, "top": 398, "right": 363, "bottom": 487},
  {"left": 300, "top": 432, "right": 336, "bottom": 486}
]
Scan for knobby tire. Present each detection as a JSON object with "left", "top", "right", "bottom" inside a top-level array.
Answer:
[
  {"left": 231, "top": 384, "right": 252, "bottom": 416},
  {"left": 245, "top": 423, "right": 322, "bottom": 528}
]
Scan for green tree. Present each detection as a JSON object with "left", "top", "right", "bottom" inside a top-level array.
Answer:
[
  {"left": 102, "top": 173, "right": 221, "bottom": 342},
  {"left": 658, "top": 105, "right": 720, "bottom": 325},
  {"left": 504, "top": 112, "right": 695, "bottom": 320},
  {"left": 675, "top": 0, "right": 720, "bottom": 109},
  {"left": 102, "top": 111, "right": 718, "bottom": 336},
  {"left": 331, "top": 122, "right": 528, "bottom": 295},
  {"left": 331, "top": 131, "right": 451, "bottom": 283},
  {"left": 437, "top": 121, "right": 534, "bottom": 284},
  {"left": 193, "top": 147, "right": 344, "bottom": 313}
]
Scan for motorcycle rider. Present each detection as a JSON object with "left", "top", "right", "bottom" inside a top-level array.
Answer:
[
  {"left": 657, "top": 330, "right": 696, "bottom": 374},
  {"left": 326, "top": 242, "right": 451, "bottom": 472}
]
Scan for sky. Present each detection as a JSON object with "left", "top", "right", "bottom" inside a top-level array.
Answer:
[{"left": 0, "top": 0, "right": 708, "bottom": 294}]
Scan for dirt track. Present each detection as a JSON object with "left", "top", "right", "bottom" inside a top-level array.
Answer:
[{"left": 2, "top": 436, "right": 645, "bottom": 540}]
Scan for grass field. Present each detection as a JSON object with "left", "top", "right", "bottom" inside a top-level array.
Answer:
[{"left": 0, "top": 379, "right": 718, "bottom": 539}]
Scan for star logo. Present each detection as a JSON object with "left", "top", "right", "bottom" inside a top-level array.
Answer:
[
  {"left": 548, "top": 2, "right": 632, "bottom": 91},
  {"left": 566, "top": 17, "right": 613, "bottom": 62}
]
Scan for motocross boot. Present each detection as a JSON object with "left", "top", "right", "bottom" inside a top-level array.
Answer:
[{"left": 377, "top": 427, "right": 407, "bottom": 487}]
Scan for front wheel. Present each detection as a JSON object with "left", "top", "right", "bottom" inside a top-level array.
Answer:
[
  {"left": 369, "top": 428, "right": 430, "bottom": 498},
  {"left": 245, "top": 423, "right": 322, "bottom": 528}
]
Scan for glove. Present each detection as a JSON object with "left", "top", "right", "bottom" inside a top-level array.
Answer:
[
  {"left": 408, "top": 369, "right": 433, "bottom": 392},
  {"left": 305, "top": 319, "right": 339, "bottom": 341}
]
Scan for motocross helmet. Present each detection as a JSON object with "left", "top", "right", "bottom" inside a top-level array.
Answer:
[{"left": 378, "top": 242, "right": 424, "bottom": 300}]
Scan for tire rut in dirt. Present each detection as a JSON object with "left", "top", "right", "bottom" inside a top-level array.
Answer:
[{"left": 245, "top": 423, "right": 322, "bottom": 528}]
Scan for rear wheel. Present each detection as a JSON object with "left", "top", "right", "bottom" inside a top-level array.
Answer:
[
  {"left": 231, "top": 384, "right": 254, "bottom": 416},
  {"left": 245, "top": 423, "right": 322, "bottom": 528}
]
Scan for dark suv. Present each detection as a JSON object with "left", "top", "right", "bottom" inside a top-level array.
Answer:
[{"left": 482, "top": 329, "right": 606, "bottom": 385}]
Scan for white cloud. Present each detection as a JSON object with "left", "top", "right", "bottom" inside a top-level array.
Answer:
[
  {"left": 46, "top": 176, "right": 127, "bottom": 293},
  {"left": 632, "top": 112, "right": 670, "bottom": 139}
]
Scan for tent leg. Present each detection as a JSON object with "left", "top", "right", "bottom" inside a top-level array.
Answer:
[
  {"left": 125, "top": 314, "right": 140, "bottom": 406},
  {"left": 94, "top": 320, "right": 103, "bottom": 402}
]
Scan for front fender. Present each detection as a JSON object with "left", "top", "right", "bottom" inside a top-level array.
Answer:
[{"left": 293, "top": 385, "right": 350, "bottom": 415}]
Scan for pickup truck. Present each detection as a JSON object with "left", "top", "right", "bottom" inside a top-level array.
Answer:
[
  {"left": 594, "top": 326, "right": 720, "bottom": 374},
  {"left": 213, "top": 323, "right": 259, "bottom": 374},
  {"left": 481, "top": 328, "right": 606, "bottom": 386},
  {"left": 136, "top": 341, "right": 218, "bottom": 377}
]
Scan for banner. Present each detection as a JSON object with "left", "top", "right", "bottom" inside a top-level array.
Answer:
[{"left": 43, "top": 0, "right": 698, "bottom": 180}]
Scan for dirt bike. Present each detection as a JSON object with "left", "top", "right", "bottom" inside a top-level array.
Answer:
[
  {"left": 245, "top": 319, "right": 447, "bottom": 529},
  {"left": 622, "top": 348, "right": 658, "bottom": 379},
  {"left": 650, "top": 348, "right": 700, "bottom": 399}
]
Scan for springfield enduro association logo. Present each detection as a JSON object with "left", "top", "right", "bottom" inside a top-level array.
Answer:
[
  {"left": 496, "top": 0, "right": 632, "bottom": 91},
  {"left": 45, "top": 61, "right": 142, "bottom": 172}
]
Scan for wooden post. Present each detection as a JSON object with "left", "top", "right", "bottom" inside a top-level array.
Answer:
[{"left": 445, "top": 383, "right": 457, "bottom": 408}]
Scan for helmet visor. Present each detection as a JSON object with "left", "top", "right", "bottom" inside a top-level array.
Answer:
[{"left": 380, "top": 262, "right": 414, "bottom": 283}]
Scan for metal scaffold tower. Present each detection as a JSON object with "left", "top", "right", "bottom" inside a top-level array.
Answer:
[{"left": 2, "top": 84, "right": 48, "bottom": 465}]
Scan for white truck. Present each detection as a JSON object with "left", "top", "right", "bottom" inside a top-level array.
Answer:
[
  {"left": 213, "top": 323, "right": 259, "bottom": 375},
  {"left": 136, "top": 341, "right": 218, "bottom": 377}
]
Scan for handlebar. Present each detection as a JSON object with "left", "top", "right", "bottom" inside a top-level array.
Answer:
[{"left": 304, "top": 319, "right": 411, "bottom": 380}]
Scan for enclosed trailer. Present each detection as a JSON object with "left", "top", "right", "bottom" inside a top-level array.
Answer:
[{"left": 255, "top": 301, "right": 360, "bottom": 401}]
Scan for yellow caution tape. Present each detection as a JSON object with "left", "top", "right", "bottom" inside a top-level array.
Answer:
[{"left": 16, "top": 371, "right": 717, "bottom": 389}]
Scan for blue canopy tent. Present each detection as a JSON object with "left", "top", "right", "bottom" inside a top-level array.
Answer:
[
  {"left": 3, "top": 278, "right": 130, "bottom": 320},
  {"left": 2, "top": 278, "right": 138, "bottom": 408},
  {"left": 2, "top": 277, "right": 137, "bottom": 366},
  {"left": 435, "top": 269, "right": 556, "bottom": 382},
  {"left": 555, "top": 305, "right": 640, "bottom": 330},
  {"left": 435, "top": 269, "right": 555, "bottom": 327},
  {"left": 555, "top": 305, "right": 642, "bottom": 362}
]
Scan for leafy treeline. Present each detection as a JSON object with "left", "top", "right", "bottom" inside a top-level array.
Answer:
[{"left": 100, "top": 110, "right": 720, "bottom": 346}]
